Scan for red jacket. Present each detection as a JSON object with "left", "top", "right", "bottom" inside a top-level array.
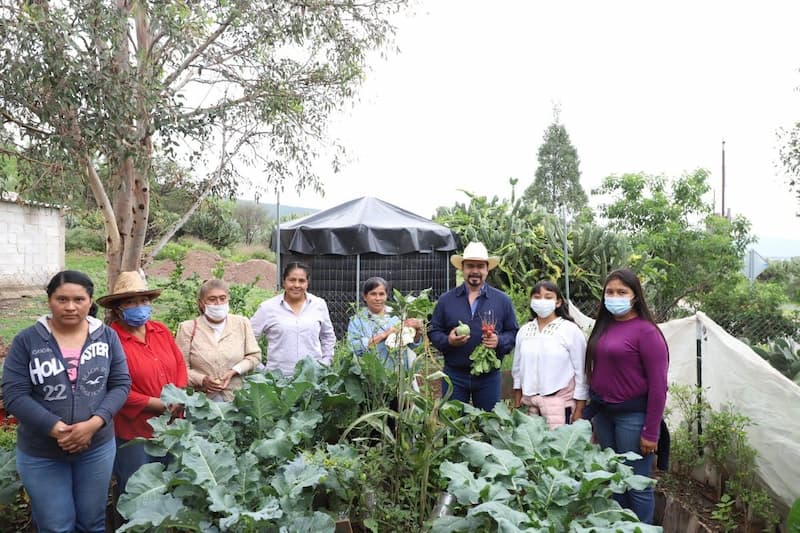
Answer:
[{"left": 112, "top": 321, "right": 187, "bottom": 440}]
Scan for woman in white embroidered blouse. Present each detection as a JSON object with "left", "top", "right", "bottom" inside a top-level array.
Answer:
[{"left": 511, "top": 280, "right": 588, "bottom": 428}]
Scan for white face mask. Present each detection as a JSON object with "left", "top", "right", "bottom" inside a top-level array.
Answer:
[
  {"left": 530, "top": 299, "right": 556, "bottom": 318},
  {"left": 204, "top": 303, "right": 229, "bottom": 322}
]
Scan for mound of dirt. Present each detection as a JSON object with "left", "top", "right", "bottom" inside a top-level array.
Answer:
[{"left": 147, "top": 250, "right": 277, "bottom": 290}]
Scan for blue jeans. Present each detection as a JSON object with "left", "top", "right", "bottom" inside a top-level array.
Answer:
[
  {"left": 592, "top": 410, "right": 655, "bottom": 524},
  {"left": 17, "top": 437, "right": 115, "bottom": 533},
  {"left": 442, "top": 365, "right": 501, "bottom": 411},
  {"left": 113, "top": 438, "right": 170, "bottom": 495}
]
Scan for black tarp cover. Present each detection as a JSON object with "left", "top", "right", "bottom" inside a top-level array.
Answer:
[{"left": 272, "top": 196, "right": 458, "bottom": 255}]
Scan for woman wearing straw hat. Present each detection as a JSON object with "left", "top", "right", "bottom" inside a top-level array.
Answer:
[{"left": 96, "top": 271, "right": 188, "bottom": 496}]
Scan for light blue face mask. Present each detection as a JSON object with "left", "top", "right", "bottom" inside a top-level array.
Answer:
[
  {"left": 604, "top": 297, "right": 633, "bottom": 316},
  {"left": 122, "top": 305, "right": 152, "bottom": 327}
]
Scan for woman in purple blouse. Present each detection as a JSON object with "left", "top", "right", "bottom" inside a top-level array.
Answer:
[{"left": 583, "top": 268, "right": 669, "bottom": 524}]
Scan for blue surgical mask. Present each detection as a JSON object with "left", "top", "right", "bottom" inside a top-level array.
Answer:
[
  {"left": 604, "top": 297, "right": 633, "bottom": 316},
  {"left": 122, "top": 305, "right": 152, "bottom": 327}
]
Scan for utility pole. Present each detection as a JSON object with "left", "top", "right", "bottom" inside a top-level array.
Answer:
[
  {"left": 721, "top": 140, "right": 726, "bottom": 217},
  {"left": 275, "top": 187, "right": 281, "bottom": 290},
  {"left": 562, "top": 204, "right": 570, "bottom": 301}
]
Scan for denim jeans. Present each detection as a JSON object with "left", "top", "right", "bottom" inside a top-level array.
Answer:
[
  {"left": 592, "top": 410, "right": 655, "bottom": 524},
  {"left": 17, "top": 437, "right": 115, "bottom": 533},
  {"left": 442, "top": 365, "right": 501, "bottom": 411},
  {"left": 113, "top": 438, "right": 170, "bottom": 495}
]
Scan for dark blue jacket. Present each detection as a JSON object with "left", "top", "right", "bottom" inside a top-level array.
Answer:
[
  {"left": 2, "top": 316, "right": 131, "bottom": 459},
  {"left": 428, "top": 283, "right": 519, "bottom": 371}
]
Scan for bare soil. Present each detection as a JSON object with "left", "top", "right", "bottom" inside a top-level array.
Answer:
[
  {"left": 655, "top": 472, "right": 720, "bottom": 529},
  {"left": 147, "top": 250, "right": 277, "bottom": 289}
]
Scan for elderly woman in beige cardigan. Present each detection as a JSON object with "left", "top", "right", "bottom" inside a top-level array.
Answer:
[{"left": 175, "top": 279, "right": 262, "bottom": 401}]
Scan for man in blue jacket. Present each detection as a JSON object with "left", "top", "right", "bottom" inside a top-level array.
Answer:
[{"left": 429, "top": 242, "right": 518, "bottom": 411}]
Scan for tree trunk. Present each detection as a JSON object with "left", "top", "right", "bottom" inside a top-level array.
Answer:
[{"left": 105, "top": 0, "right": 153, "bottom": 292}]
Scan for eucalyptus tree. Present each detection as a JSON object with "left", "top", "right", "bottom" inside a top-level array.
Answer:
[{"left": 0, "top": 0, "right": 405, "bottom": 288}]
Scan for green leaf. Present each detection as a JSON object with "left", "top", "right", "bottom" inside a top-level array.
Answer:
[
  {"left": 430, "top": 515, "right": 489, "bottom": 532},
  {"left": 117, "top": 463, "right": 184, "bottom": 524},
  {"left": 182, "top": 437, "right": 238, "bottom": 487},
  {"left": 160, "top": 384, "right": 199, "bottom": 408},
  {"left": 252, "top": 425, "right": 294, "bottom": 461},
  {"left": 547, "top": 419, "right": 593, "bottom": 459},
  {"left": 232, "top": 452, "right": 263, "bottom": 501},
  {"left": 468, "top": 501, "right": 532, "bottom": 529},
  {"left": 787, "top": 496, "right": 800, "bottom": 532},
  {"left": 571, "top": 505, "right": 658, "bottom": 531},
  {"left": 270, "top": 455, "right": 327, "bottom": 500},
  {"left": 509, "top": 414, "right": 548, "bottom": 459},
  {"left": 239, "top": 496, "right": 283, "bottom": 524},
  {"left": 623, "top": 474, "right": 656, "bottom": 491},
  {"left": 0, "top": 448, "right": 21, "bottom": 504},
  {"left": 279, "top": 511, "right": 336, "bottom": 532},
  {"left": 459, "top": 439, "right": 525, "bottom": 479},
  {"left": 440, "top": 461, "right": 488, "bottom": 504}
]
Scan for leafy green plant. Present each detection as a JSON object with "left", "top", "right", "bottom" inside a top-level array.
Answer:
[
  {"left": 431, "top": 410, "right": 657, "bottom": 532},
  {"left": 0, "top": 424, "right": 16, "bottom": 451},
  {"left": 664, "top": 384, "right": 709, "bottom": 477},
  {"left": 116, "top": 289, "right": 660, "bottom": 532},
  {"left": 711, "top": 493, "right": 737, "bottom": 532},
  {"left": 788, "top": 496, "right": 800, "bottom": 532},
  {"left": 735, "top": 481, "right": 779, "bottom": 532},
  {"left": 65, "top": 227, "right": 106, "bottom": 252},
  {"left": 702, "top": 405, "right": 756, "bottom": 485},
  {"left": 0, "top": 446, "right": 21, "bottom": 504},
  {"left": 225, "top": 244, "right": 276, "bottom": 263},
  {"left": 665, "top": 386, "right": 783, "bottom": 532},
  {"left": 750, "top": 337, "right": 800, "bottom": 384},
  {"left": 153, "top": 261, "right": 203, "bottom": 332},
  {"left": 702, "top": 278, "right": 797, "bottom": 343},
  {"left": 154, "top": 241, "right": 189, "bottom": 262},
  {"left": 117, "top": 357, "right": 384, "bottom": 531}
]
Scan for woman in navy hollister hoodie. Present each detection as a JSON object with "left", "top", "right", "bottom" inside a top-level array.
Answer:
[{"left": 2, "top": 271, "right": 131, "bottom": 533}]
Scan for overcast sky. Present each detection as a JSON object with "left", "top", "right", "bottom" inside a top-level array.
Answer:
[{"left": 264, "top": 0, "right": 800, "bottom": 254}]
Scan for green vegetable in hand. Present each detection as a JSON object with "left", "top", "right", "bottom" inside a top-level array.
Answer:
[
  {"left": 469, "top": 345, "right": 501, "bottom": 376},
  {"left": 455, "top": 321, "right": 470, "bottom": 336}
]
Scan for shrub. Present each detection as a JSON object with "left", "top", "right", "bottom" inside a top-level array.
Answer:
[
  {"left": 0, "top": 424, "right": 16, "bottom": 451},
  {"left": 700, "top": 278, "right": 797, "bottom": 343},
  {"left": 65, "top": 227, "right": 105, "bottom": 252},
  {"left": 154, "top": 241, "right": 189, "bottom": 262},
  {"left": 183, "top": 209, "right": 242, "bottom": 248},
  {"left": 225, "top": 244, "right": 276, "bottom": 263},
  {"left": 176, "top": 236, "right": 218, "bottom": 254},
  {"left": 665, "top": 386, "right": 780, "bottom": 531},
  {"left": 749, "top": 337, "right": 800, "bottom": 384}
]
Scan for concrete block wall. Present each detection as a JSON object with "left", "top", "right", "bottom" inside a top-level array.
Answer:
[{"left": 0, "top": 199, "right": 65, "bottom": 297}]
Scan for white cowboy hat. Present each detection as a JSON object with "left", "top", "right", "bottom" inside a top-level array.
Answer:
[
  {"left": 450, "top": 242, "right": 500, "bottom": 271},
  {"left": 96, "top": 271, "right": 162, "bottom": 308}
]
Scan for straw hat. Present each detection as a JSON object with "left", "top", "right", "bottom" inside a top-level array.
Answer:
[
  {"left": 450, "top": 241, "right": 499, "bottom": 271},
  {"left": 96, "top": 271, "right": 162, "bottom": 308}
]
